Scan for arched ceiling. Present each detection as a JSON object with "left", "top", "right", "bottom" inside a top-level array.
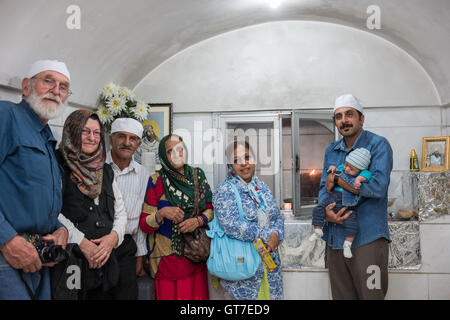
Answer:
[{"left": 0, "top": 0, "right": 449, "bottom": 107}]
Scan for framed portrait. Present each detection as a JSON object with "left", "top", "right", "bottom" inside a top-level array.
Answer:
[
  {"left": 134, "top": 103, "right": 173, "bottom": 171},
  {"left": 421, "top": 136, "right": 450, "bottom": 172}
]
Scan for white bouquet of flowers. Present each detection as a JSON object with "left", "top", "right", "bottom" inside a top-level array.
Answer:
[{"left": 95, "top": 82, "right": 149, "bottom": 132}]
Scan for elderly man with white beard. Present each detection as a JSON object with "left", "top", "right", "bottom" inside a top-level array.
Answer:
[{"left": 0, "top": 60, "right": 70, "bottom": 300}]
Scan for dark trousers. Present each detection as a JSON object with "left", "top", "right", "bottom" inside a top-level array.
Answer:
[
  {"left": 86, "top": 235, "right": 138, "bottom": 300},
  {"left": 327, "top": 237, "right": 389, "bottom": 300}
]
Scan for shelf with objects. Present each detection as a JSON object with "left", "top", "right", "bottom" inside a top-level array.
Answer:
[{"left": 280, "top": 170, "right": 450, "bottom": 271}]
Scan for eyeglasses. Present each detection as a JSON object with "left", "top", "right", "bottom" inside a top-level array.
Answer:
[
  {"left": 233, "top": 154, "right": 255, "bottom": 164},
  {"left": 81, "top": 128, "right": 102, "bottom": 139},
  {"left": 32, "top": 76, "right": 72, "bottom": 97},
  {"left": 167, "top": 144, "right": 184, "bottom": 156}
]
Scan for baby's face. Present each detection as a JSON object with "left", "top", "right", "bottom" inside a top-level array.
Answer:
[{"left": 343, "top": 162, "right": 361, "bottom": 176}]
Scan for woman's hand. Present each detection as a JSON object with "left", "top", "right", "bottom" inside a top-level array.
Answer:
[
  {"left": 79, "top": 237, "right": 102, "bottom": 269},
  {"left": 91, "top": 231, "right": 118, "bottom": 268},
  {"left": 266, "top": 232, "right": 280, "bottom": 253},
  {"left": 178, "top": 217, "right": 200, "bottom": 233},
  {"left": 157, "top": 206, "right": 185, "bottom": 224}
]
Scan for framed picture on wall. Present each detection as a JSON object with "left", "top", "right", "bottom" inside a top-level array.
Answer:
[
  {"left": 421, "top": 136, "right": 450, "bottom": 171},
  {"left": 134, "top": 103, "right": 173, "bottom": 171}
]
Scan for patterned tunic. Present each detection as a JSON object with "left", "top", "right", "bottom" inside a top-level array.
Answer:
[
  {"left": 140, "top": 171, "right": 213, "bottom": 279},
  {"left": 212, "top": 177, "right": 284, "bottom": 300}
]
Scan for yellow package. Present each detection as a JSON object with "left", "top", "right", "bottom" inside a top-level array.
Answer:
[{"left": 253, "top": 238, "right": 277, "bottom": 272}]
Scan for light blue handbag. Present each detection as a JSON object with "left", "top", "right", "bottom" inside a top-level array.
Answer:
[{"left": 206, "top": 182, "right": 261, "bottom": 281}]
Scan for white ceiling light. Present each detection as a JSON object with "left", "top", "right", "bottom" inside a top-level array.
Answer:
[{"left": 268, "top": 0, "right": 281, "bottom": 9}]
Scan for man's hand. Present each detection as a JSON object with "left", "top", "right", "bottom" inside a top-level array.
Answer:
[
  {"left": 40, "top": 227, "right": 69, "bottom": 267},
  {"left": 0, "top": 235, "right": 42, "bottom": 273},
  {"left": 326, "top": 172, "right": 360, "bottom": 195},
  {"left": 136, "top": 256, "right": 147, "bottom": 277},
  {"left": 324, "top": 203, "right": 352, "bottom": 224},
  {"left": 42, "top": 227, "right": 68, "bottom": 249}
]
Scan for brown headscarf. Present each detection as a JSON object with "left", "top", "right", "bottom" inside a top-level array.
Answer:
[{"left": 59, "top": 109, "right": 106, "bottom": 199}]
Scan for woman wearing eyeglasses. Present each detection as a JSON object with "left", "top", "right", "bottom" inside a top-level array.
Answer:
[
  {"left": 211, "top": 140, "right": 284, "bottom": 300},
  {"left": 54, "top": 109, "right": 133, "bottom": 299}
]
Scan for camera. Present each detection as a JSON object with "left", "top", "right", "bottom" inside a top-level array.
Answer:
[{"left": 24, "top": 234, "right": 66, "bottom": 264}]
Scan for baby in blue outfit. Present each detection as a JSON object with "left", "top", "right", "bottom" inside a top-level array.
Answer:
[{"left": 309, "top": 148, "right": 372, "bottom": 258}]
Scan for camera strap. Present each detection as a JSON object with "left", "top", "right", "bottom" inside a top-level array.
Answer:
[{"left": 18, "top": 270, "right": 37, "bottom": 300}]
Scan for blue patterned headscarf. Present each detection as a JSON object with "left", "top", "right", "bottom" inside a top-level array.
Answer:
[{"left": 226, "top": 162, "right": 270, "bottom": 228}]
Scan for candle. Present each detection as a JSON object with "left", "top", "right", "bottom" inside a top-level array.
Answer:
[{"left": 284, "top": 202, "right": 292, "bottom": 210}]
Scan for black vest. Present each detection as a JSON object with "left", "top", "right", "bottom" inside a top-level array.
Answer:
[{"left": 56, "top": 150, "right": 115, "bottom": 240}]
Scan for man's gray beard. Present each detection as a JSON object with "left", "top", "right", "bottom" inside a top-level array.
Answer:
[{"left": 25, "top": 86, "right": 66, "bottom": 121}]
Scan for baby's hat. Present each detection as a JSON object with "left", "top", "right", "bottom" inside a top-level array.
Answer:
[{"left": 346, "top": 148, "right": 371, "bottom": 170}]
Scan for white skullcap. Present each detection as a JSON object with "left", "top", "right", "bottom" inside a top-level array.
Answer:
[
  {"left": 334, "top": 94, "right": 363, "bottom": 114},
  {"left": 111, "top": 118, "right": 144, "bottom": 138},
  {"left": 27, "top": 59, "right": 71, "bottom": 81}
]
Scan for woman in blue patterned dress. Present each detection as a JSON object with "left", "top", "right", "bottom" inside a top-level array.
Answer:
[{"left": 212, "top": 140, "right": 284, "bottom": 300}]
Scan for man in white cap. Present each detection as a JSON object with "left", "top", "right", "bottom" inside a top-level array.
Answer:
[
  {"left": 106, "top": 118, "right": 152, "bottom": 299},
  {"left": 318, "top": 94, "right": 393, "bottom": 300},
  {"left": 0, "top": 59, "right": 70, "bottom": 299}
]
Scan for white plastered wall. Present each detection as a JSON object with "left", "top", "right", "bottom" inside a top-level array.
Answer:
[
  {"left": 135, "top": 20, "right": 443, "bottom": 195},
  {"left": 134, "top": 20, "right": 440, "bottom": 110}
]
